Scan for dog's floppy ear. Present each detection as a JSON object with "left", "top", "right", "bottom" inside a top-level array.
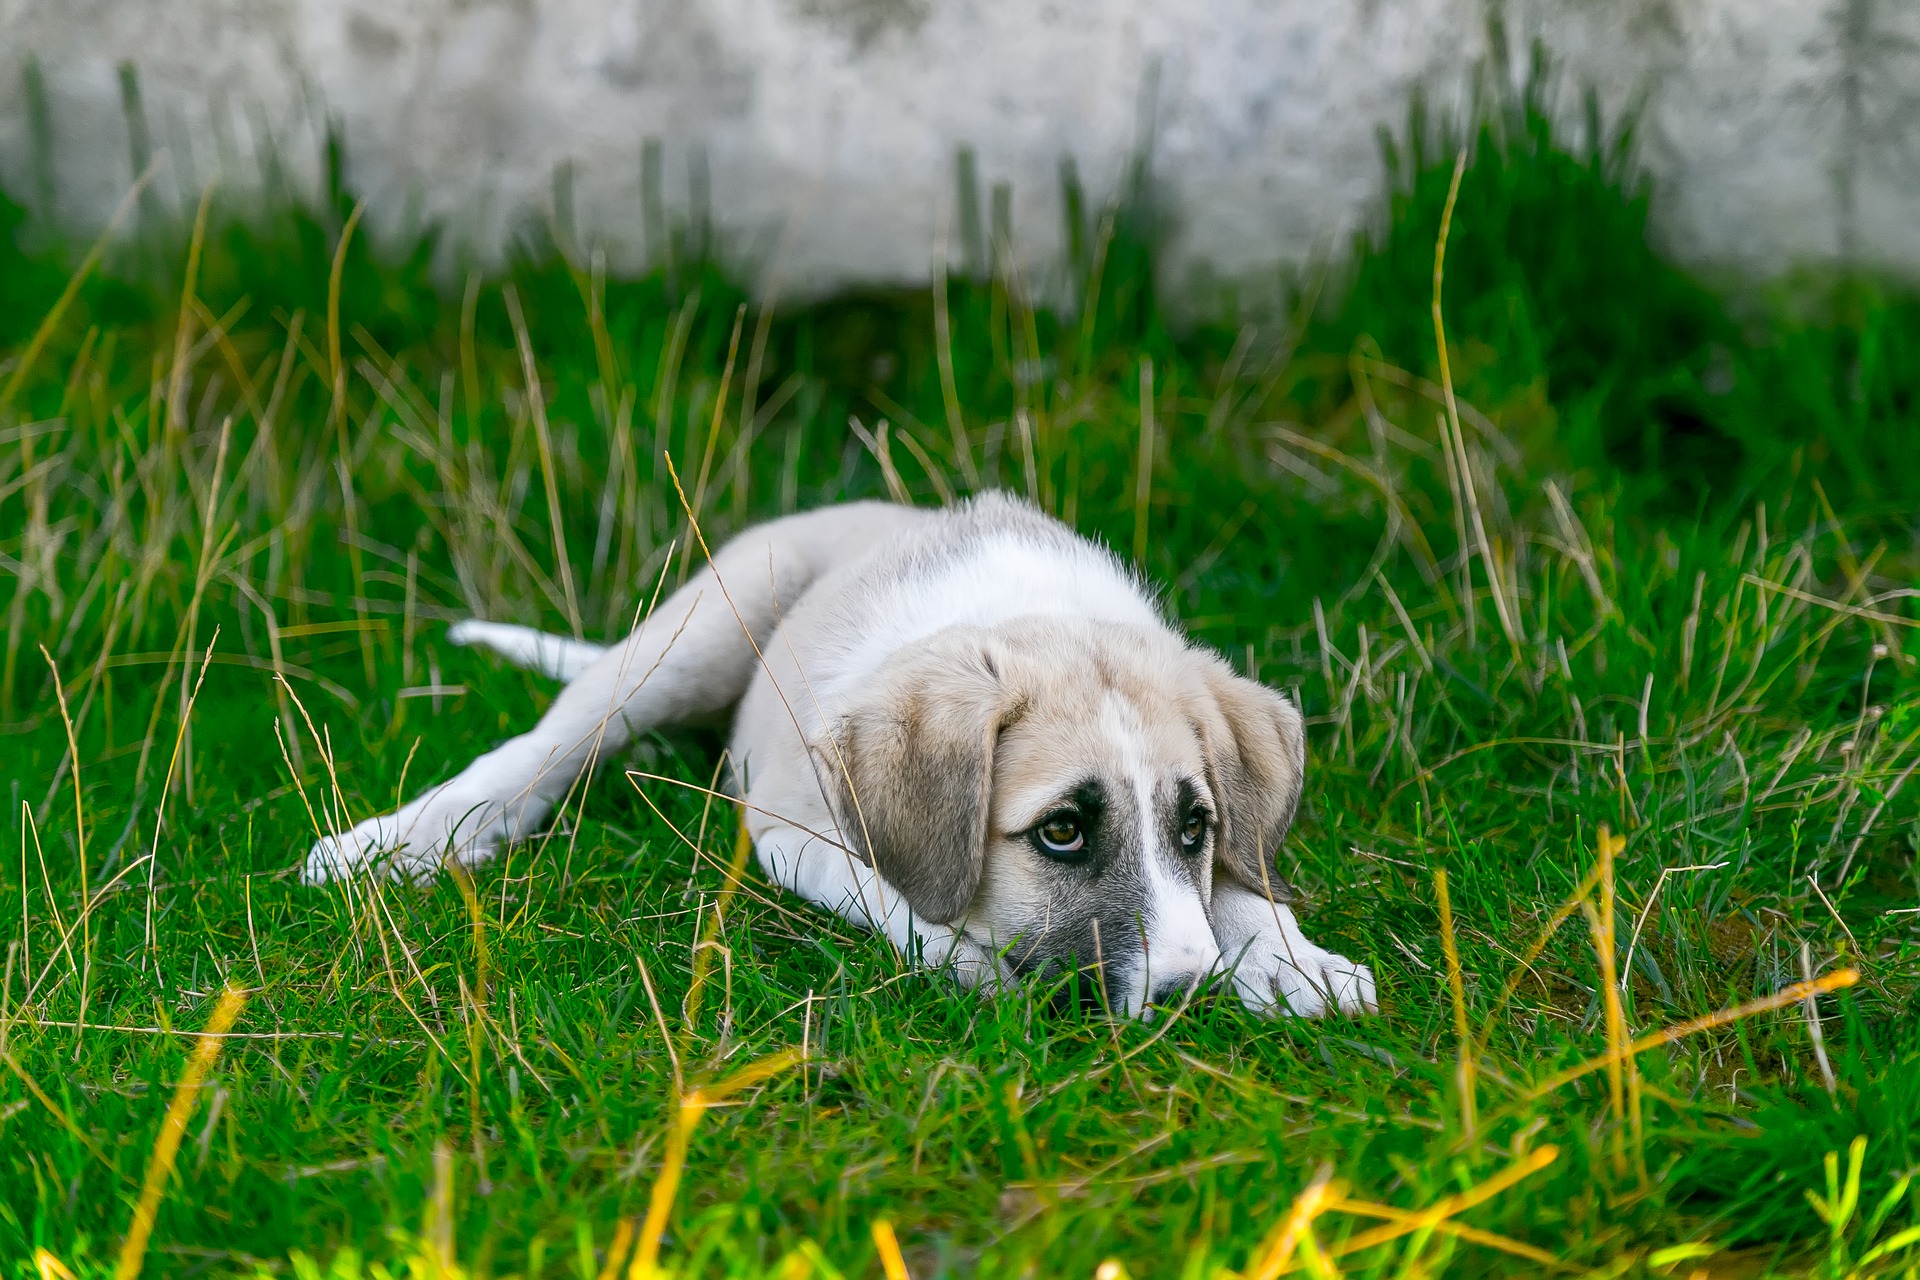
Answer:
[
  {"left": 1194, "top": 659, "right": 1306, "bottom": 903},
  {"left": 815, "top": 629, "right": 1018, "bottom": 925}
]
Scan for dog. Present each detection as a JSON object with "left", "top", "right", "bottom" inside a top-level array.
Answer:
[{"left": 303, "top": 494, "right": 1375, "bottom": 1018}]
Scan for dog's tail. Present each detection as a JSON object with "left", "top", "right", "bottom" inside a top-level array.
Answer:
[{"left": 447, "top": 620, "right": 609, "bottom": 683}]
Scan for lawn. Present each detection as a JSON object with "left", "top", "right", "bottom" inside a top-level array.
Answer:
[{"left": 3, "top": 83, "right": 1919, "bottom": 1278}]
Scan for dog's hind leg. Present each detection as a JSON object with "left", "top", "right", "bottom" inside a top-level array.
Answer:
[
  {"left": 303, "top": 501, "right": 924, "bottom": 882},
  {"left": 447, "top": 620, "right": 609, "bottom": 682}
]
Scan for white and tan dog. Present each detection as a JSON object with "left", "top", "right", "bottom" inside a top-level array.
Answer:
[{"left": 303, "top": 494, "right": 1374, "bottom": 1018}]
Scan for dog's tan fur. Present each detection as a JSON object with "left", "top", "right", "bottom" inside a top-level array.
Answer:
[{"left": 306, "top": 494, "right": 1374, "bottom": 1017}]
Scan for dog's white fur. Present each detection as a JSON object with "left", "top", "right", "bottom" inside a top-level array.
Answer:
[{"left": 304, "top": 495, "right": 1374, "bottom": 1018}]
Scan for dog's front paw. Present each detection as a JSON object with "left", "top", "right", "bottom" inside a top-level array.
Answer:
[
  {"left": 302, "top": 809, "right": 492, "bottom": 884},
  {"left": 1211, "top": 887, "right": 1378, "bottom": 1018},
  {"left": 1218, "top": 915, "right": 1377, "bottom": 1017},
  {"left": 1232, "top": 943, "right": 1376, "bottom": 1017},
  {"left": 298, "top": 778, "right": 520, "bottom": 885},
  {"left": 302, "top": 815, "right": 436, "bottom": 884}
]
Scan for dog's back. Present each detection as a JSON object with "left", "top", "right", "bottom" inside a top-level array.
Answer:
[{"left": 738, "top": 493, "right": 1160, "bottom": 729}]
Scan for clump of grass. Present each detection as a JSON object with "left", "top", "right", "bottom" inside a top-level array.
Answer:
[{"left": 2, "top": 74, "right": 1919, "bottom": 1278}]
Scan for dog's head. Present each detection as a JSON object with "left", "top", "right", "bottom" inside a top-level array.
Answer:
[{"left": 815, "top": 618, "right": 1306, "bottom": 1016}]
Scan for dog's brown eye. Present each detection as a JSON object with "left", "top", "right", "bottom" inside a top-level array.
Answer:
[
  {"left": 1181, "top": 812, "right": 1208, "bottom": 849},
  {"left": 1034, "top": 814, "right": 1085, "bottom": 856}
]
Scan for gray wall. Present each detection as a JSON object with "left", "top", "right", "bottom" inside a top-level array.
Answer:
[{"left": 1, "top": 0, "right": 1917, "bottom": 295}]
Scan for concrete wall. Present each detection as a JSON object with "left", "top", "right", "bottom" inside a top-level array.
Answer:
[{"left": 1, "top": 0, "right": 1917, "bottom": 296}]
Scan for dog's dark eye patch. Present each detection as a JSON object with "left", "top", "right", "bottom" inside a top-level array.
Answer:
[
  {"left": 1172, "top": 777, "right": 1212, "bottom": 854},
  {"left": 1000, "top": 775, "right": 1152, "bottom": 993},
  {"left": 1025, "top": 779, "right": 1107, "bottom": 863},
  {"left": 1067, "top": 780, "right": 1106, "bottom": 819}
]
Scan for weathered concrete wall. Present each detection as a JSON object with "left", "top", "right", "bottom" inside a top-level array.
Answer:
[{"left": 0, "top": 0, "right": 1916, "bottom": 295}]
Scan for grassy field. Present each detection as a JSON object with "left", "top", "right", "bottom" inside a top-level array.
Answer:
[{"left": 3, "top": 83, "right": 1920, "bottom": 1278}]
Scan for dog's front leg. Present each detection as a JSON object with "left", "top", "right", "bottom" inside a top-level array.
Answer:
[
  {"left": 304, "top": 562, "right": 770, "bottom": 882},
  {"left": 1211, "top": 881, "right": 1376, "bottom": 1016},
  {"left": 302, "top": 730, "right": 588, "bottom": 882},
  {"left": 751, "top": 824, "right": 1005, "bottom": 990}
]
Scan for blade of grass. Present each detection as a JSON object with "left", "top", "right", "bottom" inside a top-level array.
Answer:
[
  {"left": 1132, "top": 357, "right": 1154, "bottom": 565},
  {"left": 630, "top": 1049, "right": 801, "bottom": 1280},
  {"left": 113, "top": 984, "right": 247, "bottom": 1280},
  {"left": 0, "top": 155, "right": 164, "bottom": 422},
  {"left": 1434, "top": 868, "right": 1477, "bottom": 1142},
  {"left": 1523, "top": 969, "right": 1861, "bottom": 1099},
  {"left": 504, "top": 283, "right": 585, "bottom": 638},
  {"left": 1431, "top": 146, "right": 1520, "bottom": 651}
]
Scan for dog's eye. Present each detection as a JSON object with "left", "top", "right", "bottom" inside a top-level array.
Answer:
[
  {"left": 1033, "top": 813, "right": 1086, "bottom": 857},
  {"left": 1180, "top": 811, "right": 1209, "bottom": 850}
]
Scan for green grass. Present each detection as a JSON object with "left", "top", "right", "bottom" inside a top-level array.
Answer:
[{"left": 3, "top": 80, "right": 1920, "bottom": 1278}]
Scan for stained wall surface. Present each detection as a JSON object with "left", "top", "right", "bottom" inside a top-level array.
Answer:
[{"left": 0, "top": 0, "right": 1915, "bottom": 293}]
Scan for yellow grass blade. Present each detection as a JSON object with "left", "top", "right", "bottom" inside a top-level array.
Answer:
[
  {"left": 871, "top": 1219, "right": 911, "bottom": 1280},
  {"left": 1589, "top": 825, "right": 1633, "bottom": 1178},
  {"left": 597, "top": 1218, "right": 636, "bottom": 1280},
  {"left": 681, "top": 810, "right": 757, "bottom": 1048},
  {"left": 34, "top": 1249, "right": 79, "bottom": 1280},
  {"left": 1328, "top": 1198, "right": 1571, "bottom": 1270},
  {"left": 1434, "top": 868, "right": 1476, "bottom": 1140},
  {"left": 1267, "top": 1146, "right": 1561, "bottom": 1276},
  {"left": 630, "top": 1048, "right": 803, "bottom": 1280},
  {"left": 114, "top": 984, "right": 248, "bottom": 1280},
  {"left": 1246, "top": 1166, "right": 1343, "bottom": 1280},
  {"left": 1524, "top": 970, "right": 1860, "bottom": 1098},
  {"left": 1472, "top": 859, "right": 1606, "bottom": 1058}
]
